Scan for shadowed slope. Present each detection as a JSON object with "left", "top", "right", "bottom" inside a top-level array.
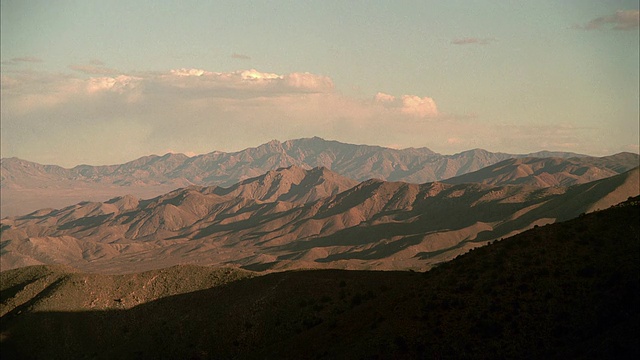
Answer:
[
  {"left": 444, "top": 153, "right": 639, "bottom": 187},
  {"left": 1, "top": 166, "right": 638, "bottom": 273},
  {"left": 2, "top": 199, "right": 638, "bottom": 359},
  {"left": 4, "top": 137, "right": 623, "bottom": 216},
  {"left": 212, "top": 165, "right": 358, "bottom": 204}
]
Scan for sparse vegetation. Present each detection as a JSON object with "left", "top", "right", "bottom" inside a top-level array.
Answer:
[{"left": 1, "top": 200, "right": 638, "bottom": 359}]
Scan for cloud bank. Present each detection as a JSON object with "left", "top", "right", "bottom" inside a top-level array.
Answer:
[
  {"left": 1, "top": 67, "right": 609, "bottom": 166},
  {"left": 1, "top": 67, "right": 450, "bottom": 165}
]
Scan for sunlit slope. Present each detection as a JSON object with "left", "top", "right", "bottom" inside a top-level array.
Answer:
[
  {"left": 2, "top": 167, "right": 637, "bottom": 273},
  {"left": 2, "top": 197, "right": 638, "bottom": 359}
]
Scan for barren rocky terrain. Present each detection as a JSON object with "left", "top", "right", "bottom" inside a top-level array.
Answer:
[
  {"left": 444, "top": 152, "right": 640, "bottom": 187},
  {"left": 2, "top": 165, "right": 638, "bottom": 273},
  {"left": 2, "top": 198, "right": 638, "bottom": 359},
  {"left": 5, "top": 137, "right": 634, "bottom": 217}
]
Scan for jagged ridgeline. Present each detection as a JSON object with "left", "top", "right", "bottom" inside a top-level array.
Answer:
[
  {"left": 2, "top": 163, "right": 639, "bottom": 272},
  {"left": 2, "top": 197, "right": 638, "bottom": 359},
  {"left": 2, "top": 137, "right": 638, "bottom": 217}
]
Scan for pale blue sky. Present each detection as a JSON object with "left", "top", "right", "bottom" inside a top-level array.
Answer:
[{"left": 1, "top": 0, "right": 638, "bottom": 166}]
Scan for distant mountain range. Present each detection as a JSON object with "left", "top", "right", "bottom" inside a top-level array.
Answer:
[
  {"left": 1, "top": 137, "right": 637, "bottom": 216},
  {"left": 2, "top": 165, "right": 637, "bottom": 273}
]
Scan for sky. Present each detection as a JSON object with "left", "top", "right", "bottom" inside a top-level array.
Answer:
[{"left": 1, "top": 0, "right": 638, "bottom": 167}]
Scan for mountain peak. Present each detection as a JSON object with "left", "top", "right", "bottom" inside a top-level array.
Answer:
[
  {"left": 2, "top": 137, "right": 635, "bottom": 217},
  {"left": 160, "top": 152, "right": 190, "bottom": 161}
]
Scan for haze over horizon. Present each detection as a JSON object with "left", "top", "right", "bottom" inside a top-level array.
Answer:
[{"left": 1, "top": 1, "right": 639, "bottom": 167}]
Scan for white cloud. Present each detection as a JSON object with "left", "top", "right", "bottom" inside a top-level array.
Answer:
[
  {"left": 1, "top": 68, "right": 448, "bottom": 165},
  {"left": 400, "top": 95, "right": 438, "bottom": 117},
  {"left": 5, "top": 66, "right": 604, "bottom": 166},
  {"left": 1, "top": 68, "right": 333, "bottom": 101},
  {"left": 284, "top": 72, "right": 333, "bottom": 92},
  {"left": 374, "top": 92, "right": 438, "bottom": 117},
  {"left": 240, "top": 69, "right": 281, "bottom": 80},
  {"left": 85, "top": 76, "right": 136, "bottom": 92},
  {"left": 374, "top": 92, "right": 396, "bottom": 103},
  {"left": 170, "top": 68, "right": 214, "bottom": 77},
  {"left": 147, "top": 68, "right": 332, "bottom": 97}
]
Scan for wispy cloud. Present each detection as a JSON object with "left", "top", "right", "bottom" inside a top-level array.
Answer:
[
  {"left": 231, "top": 53, "right": 251, "bottom": 60},
  {"left": 157, "top": 68, "right": 335, "bottom": 96},
  {"left": 2, "top": 67, "right": 607, "bottom": 167},
  {"left": 574, "top": 10, "right": 639, "bottom": 31},
  {"left": 89, "top": 59, "right": 105, "bottom": 66},
  {"left": 5, "top": 67, "right": 598, "bottom": 165},
  {"left": 1, "top": 68, "right": 449, "bottom": 165},
  {"left": 10, "top": 56, "right": 44, "bottom": 63},
  {"left": 5, "top": 67, "right": 599, "bottom": 165},
  {"left": 451, "top": 37, "right": 496, "bottom": 45}
]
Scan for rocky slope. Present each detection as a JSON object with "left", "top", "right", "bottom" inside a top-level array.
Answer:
[
  {"left": 5, "top": 136, "right": 626, "bottom": 217},
  {"left": 444, "top": 152, "right": 640, "bottom": 187},
  {"left": 2, "top": 166, "right": 638, "bottom": 273},
  {"left": 2, "top": 198, "right": 638, "bottom": 359}
]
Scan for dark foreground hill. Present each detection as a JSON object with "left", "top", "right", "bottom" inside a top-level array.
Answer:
[{"left": 2, "top": 198, "right": 638, "bottom": 359}]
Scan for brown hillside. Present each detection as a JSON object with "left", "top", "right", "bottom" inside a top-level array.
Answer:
[
  {"left": 2, "top": 199, "right": 638, "bottom": 359},
  {"left": 444, "top": 153, "right": 639, "bottom": 187},
  {"left": 5, "top": 137, "right": 626, "bottom": 217},
  {"left": 2, "top": 167, "right": 638, "bottom": 273}
]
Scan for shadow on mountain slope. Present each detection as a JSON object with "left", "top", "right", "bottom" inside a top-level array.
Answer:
[{"left": 1, "top": 198, "right": 639, "bottom": 359}]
